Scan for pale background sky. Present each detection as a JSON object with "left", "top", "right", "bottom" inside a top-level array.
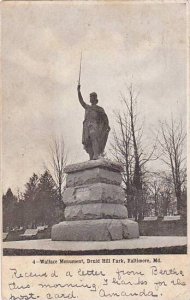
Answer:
[{"left": 2, "top": 1, "right": 187, "bottom": 193}]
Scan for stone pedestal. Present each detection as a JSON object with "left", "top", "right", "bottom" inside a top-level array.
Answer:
[{"left": 51, "top": 159, "right": 139, "bottom": 241}]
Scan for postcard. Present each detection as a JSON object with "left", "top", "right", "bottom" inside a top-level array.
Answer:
[{"left": 1, "top": 1, "right": 189, "bottom": 299}]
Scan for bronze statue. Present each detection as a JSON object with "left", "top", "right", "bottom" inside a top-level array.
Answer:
[{"left": 77, "top": 84, "right": 110, "bottom": 160}]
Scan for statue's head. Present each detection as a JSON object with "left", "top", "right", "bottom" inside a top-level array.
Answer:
[{"left": 90, "top": 92, "right": 98, "bottom": 105}]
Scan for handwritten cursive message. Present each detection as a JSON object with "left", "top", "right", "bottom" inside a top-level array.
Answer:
[{"left": 3, "top": 257, "right": 189, "bottom": 300}]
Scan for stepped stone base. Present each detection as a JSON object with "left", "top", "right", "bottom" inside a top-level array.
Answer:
[
  {"left": 51, "top": 159, "right": 139, "bottom": 241},
  {"left": 51, "top": 219, "right": 139, "bottom": 241}
]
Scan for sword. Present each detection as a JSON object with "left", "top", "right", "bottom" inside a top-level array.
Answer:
[{"left": 78, "top": 51, "right": 82, "bottom": 85}]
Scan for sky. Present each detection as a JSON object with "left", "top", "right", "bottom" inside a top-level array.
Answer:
[{"left": 1, "top": 1, "right": 187, "bottom": 193}]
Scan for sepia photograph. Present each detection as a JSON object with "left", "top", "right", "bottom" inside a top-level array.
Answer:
[{"left": 2, "top": 1, "right": 187, "bottom": 258}]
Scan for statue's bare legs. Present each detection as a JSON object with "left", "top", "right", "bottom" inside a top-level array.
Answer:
[{"left": 89, "top": 130, "right": 100, "bottom": 160}]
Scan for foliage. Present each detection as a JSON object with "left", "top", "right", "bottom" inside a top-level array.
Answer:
[
  {"left": 3, "top": 171, "right": 65, "bottom": 230},
  {"left": 2, "top": 188, "right": 17, "bottom": 231}
]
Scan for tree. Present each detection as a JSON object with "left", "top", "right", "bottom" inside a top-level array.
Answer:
[
  {"left": 48, "top": 136, "right": 67, "bottom": 203},
  {"left": 158, "top": 117, "right": 186, "bottom": 214},
  {"left": 3, "top": 188, "right": 17, "bottom": 230},
  {"left": 146, "top": 174, "right": 161, "bottom": 217},
  {"left": 22, "top": 171, "right": 62, "bottom": 228},
  {"left": 36, "top": 170, "right": 59, "bottom": 226},
  {"left": 110, "top": 84, "right": 158, "bottom": 220},
  {"left": 146, "top": 172, "right": 173, "bottom": 217},
  {"left": 23, "top": 173, "right": 39, "bottom": 228},
  {"left": 110, "top": 109, "right": 134, "bottom": 217},
  {"left": 14, "top": 189, "right": 25, "bottom": 228}
]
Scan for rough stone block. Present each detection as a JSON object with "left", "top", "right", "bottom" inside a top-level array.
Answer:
[
  {"left": 66, "top": 168, "right": 122, "bottom": 187},
  {"left": 64, "top": 203, "right": 128, "bottom": 220},
  {"left": 64, "top": 159, "right": 123, "bottom": 173},
  {"left": 121, "top": 219, "right": 139, "bottom": 239},
  {"left": 63, "top": 183, "right": 125, "bottom": 206},
  {"left": 51, "top": 219, "right": 139, "bottom": 241}
]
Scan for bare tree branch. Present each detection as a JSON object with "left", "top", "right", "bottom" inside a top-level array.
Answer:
[
  {"left": 157, "top": 117, "right": 186, "bottom": 214},
  {"left": 47, "top": 136, "right": 68, "bottom": 202}
]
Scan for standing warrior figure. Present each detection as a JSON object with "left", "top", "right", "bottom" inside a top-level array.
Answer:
[{"left": 77, "top": 84, "right": 110, "bottom": 160}]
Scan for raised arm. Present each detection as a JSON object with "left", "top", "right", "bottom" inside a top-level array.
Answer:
[{"left": 77, "top": 84, "right": 87, "bottom": 109}]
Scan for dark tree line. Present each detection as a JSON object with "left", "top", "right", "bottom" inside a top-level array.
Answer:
[{"left": 3, "top": 170, "right": 64, "bottom": 231}]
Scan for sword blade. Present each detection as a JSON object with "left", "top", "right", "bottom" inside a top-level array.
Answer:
[{"left": 78, "top": 51, "right": 82, "bottom": 85}]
